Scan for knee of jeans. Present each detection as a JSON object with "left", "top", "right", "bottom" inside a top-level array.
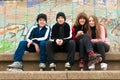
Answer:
[
  {"left": 46, "top": 41, "right": 52, "bottom": 46},
  {"left": 83, "top": 34, "right": 89, "bottom": 37},
  {"left": 69, "top": 40, "right": 75, "bottom": 45},
  {"left": 19, "top": 40, "right": 27, "bottom": 45},
  {"left": 96, "top": 42, "right": 104, "bottom": 46},
  {"left": 39, "top": 41, "right": 46, "bottom": 47},
  {"left": 79, "top": 39, "right": 83, "bottom": 43}
]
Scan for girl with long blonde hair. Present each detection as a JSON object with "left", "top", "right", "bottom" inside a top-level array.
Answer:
[{"left": 88, "top": 15, "right": 110, "bottom": 70}]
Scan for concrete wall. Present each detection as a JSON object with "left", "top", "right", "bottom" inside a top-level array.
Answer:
[{"left": 0, "top": 0, "right": 120, "bottom": 53}]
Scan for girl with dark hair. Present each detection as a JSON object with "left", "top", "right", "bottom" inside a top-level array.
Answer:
[{"left": 72, "top": 12, "right": 102, "bottom": 71}]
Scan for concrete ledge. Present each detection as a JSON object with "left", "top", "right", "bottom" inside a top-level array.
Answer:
[
  {"left": 0, "top": 71, "right": 67, "bottom": 80},
  {"left": 68, "top": 71, "right": 120, "bottom": 80},
  {"left": 0, "top": 52, "right": 120, "bottom": 61},
  {"left": 0, "top": 71, "right": 120, "bottom": 80}
]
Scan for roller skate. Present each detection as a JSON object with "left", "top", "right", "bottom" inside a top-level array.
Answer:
[
  {"left": 79, "top": 59, "right": 84, "bottom": 71},
  {"left": 100, "top": 63, "right": 107, "bottom": 71},
  {"left": 49, "top": 63, "right": 56, "bottom": 71},
  {"left": 88, "top": 64, "right": 95, "bottom": 71},
  {"left": 39, "top": 63, "right": 46, "bottom": 71},
  {"left": 88, "top": 51, "right": 102, "bottom": 66},
  {"left": 65, "top": 62, "right": 71, "bottom": 71},
  {"left": 7, "top": 62, "right": 23, "bottom": 71}
]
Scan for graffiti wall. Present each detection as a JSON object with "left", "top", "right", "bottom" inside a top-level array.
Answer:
[{"left": 0, "top": 0, "right": 119, "bottom": 53}]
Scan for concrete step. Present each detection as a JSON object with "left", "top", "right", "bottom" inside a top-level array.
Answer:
[
  {"left": 0, "top": 52, "right": 120, "bottom": 71},
  {"left": 0, "top": 71, "right": 120, "bottom": 80}
]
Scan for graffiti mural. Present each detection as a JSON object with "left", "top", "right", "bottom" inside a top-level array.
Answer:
[{"left": 0, "top": 0, "right": 119, "bottom": 53}]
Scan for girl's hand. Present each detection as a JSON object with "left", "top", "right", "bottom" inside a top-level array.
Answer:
[{"left": 76, "top": 31, "right": 83, "bottom": 38}]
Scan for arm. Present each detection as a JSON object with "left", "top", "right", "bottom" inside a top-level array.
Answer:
[
  {"left": 32, "top": 25, "right": 51, "bottom": 41},
  {"left": 49, "top": 25, "right": 57, "bottom": 42},
  {"left": 26, "top": 26, "right": 37, "bottom": 42},
  {"left": 62, "top": 23, "right": 72, "bottom": 44},
  {"left": 72, "top": 27, "right": 77, "bottom": 41},
  {"left": 91, "top": 25, "right": 105, "bottom": 43}
]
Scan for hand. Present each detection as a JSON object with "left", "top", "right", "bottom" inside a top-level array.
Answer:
[
  {"left": 56, "top": 39, "right": 63, "bottom": 46},
  {"left": 32, "top": 42, "right": 40, "bottom": 54},
  {"left": 58, "top": 39, "right": 63, "bottom": 46},
  {"left": 76, "top": 31, "right": 83, "bottom": 38},
  {"left": 27, "top": 40, "right": 33, "bottom": 48}
]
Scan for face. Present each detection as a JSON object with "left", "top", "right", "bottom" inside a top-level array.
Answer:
[
  {"left": 57, "top": 16, "right": 65, "bottom": 24},
  {"left": 89, "top": 17, "right": 95, "bottom": 27},
  {"left": 79, "top": 18, "right": 86, "bottom": 26},
  {"left": 38, "top": 18, "right": 46, "bottom": 27}
]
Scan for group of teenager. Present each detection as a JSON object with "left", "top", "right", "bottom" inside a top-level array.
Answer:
[{"left": 7, "top": 12, "right": 110, "bottom": 71}]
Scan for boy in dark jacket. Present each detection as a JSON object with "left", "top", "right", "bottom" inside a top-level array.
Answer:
[
  {"left": 46, "top": 12, "right": 75, "bottom": 70},
  {"left": 7, "top": 13, "right": 50, "bottom": 71}
]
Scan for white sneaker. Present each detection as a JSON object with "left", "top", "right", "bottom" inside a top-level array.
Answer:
[
  {"left": 100, "top": 63, "right": 107, "bottom": 70},
  {"left": 8, "top": 62, "right": 23, "bottom": 69},
  {"left": 39, "top": 63, "right": 46, "bottom": 68},
  {"left": 49, "top": 63, "right": 56, "bottom": 68},
  {"left": 65, "top": 62, "right": 71, "bottom": 68},
  {"left": 88, "top": 64, "right": 95, "bottom": 71}
]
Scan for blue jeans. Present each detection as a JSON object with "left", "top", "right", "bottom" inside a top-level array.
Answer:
[{"left": 14, "top": 40, "right": 47, "bottom": 63}]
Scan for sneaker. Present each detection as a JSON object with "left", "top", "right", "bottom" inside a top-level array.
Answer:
[
  {"left": 49, "top": 63, "right": 56, "bottom": 71},
  {"left": 100, "top": 63, "right": 107, "bottom": 70},
  {"left": 49, "top": 63, "right": 56, "bottom": 68},
  {"left": 88, "top": 64, "right": 95, "bottom": 71},
  {"left": 65, "top": 62, "right": 71, "bottom": 70},
  {"left": 8, "top": 61, "right": 23, "bottom": 69},
  {"left": 79, "top": 59, "right": 85, "bottom": 70},
  {"left": 65, "top": 62, "right": 71, "bottom": 67},
  {"left": 39, "top": 63, "right": 46, "bottom": 68}
]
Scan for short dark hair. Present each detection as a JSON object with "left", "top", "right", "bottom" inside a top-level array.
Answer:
[
  {"left": 56, "top": 12, "right": 66, "bottom": 21},
  {"left": 36, "top": 13, "right": 47, "bottom": 22}
]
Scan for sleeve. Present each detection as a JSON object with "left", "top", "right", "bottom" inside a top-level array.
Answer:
[
  {"left": 32, "top": 25, "right": 51, "bottom": 41},
  {"left": 91, "top": 25, "right": 105, "bottom": 43},
  {"left": 62, "top": 23, "right": 72, "bottom": 44},
  {"left": 63, "top": 23, "right": 72, "bottom": 40},
  {"left": 72, "top": 27, "right": 77, "bottom": 41},
  {"left": 26, "top": 26, "right": 37, "bottom": 42},
  {"left": 49, "top": 25, "right": 57, "bottom": 42}
]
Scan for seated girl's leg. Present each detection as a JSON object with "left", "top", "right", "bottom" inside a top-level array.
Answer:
[{"left": 80, "top": 34, "right": 102, "bottom": 66}]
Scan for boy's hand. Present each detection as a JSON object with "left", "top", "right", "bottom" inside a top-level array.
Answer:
[
  {"left": 27, "top": 40, "right": 33, "bottom": 48},
  {"left": 32, "top": 42, "right": 40, "bottom": 54},
  {"left": 56, "top": 39, "right": 63, "bottom": 46}
]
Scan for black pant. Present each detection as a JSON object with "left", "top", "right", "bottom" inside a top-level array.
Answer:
[
  {"left": 76, "top": 34, "right": 93, "bottom": 60},
  {"left": 92, "top": 42, "right": 110, "bottom": 63},
  {"left": 46, "top": 40, "right": 75, "bottom": 66}
]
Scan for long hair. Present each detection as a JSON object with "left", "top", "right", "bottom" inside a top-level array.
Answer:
[
  {"left": 88, "top": 15, "right": 107, "bottom": 38},
  {"left": 74, "top": 12, "right": 89, "bottom": 32}
]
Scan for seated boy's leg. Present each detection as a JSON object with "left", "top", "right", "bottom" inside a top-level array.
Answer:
[
  {"left": 46, "top": 41, "right": 56, "bottom": 70},
  {"left": 65, "top": 40, "right": 75, "bottom": 68},
  {"left": 14, "top": 40, "right": 28, "bottom": 62},
  {"left": 39, "top": 41, "right": 47, "bottom": 70},
  {"left": 7, "top": 40, "right": 28, "bottom": 71},
  {"left": 46, "top": 41, "right": 55, "bottom": 64}
]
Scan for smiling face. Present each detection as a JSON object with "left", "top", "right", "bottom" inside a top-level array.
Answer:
[
  {"left": 79, "top": 18, "right": 86, "bottom": 26},
  {"left": 89, "top": 17, "right": 95, "bottom": 27},
  {"left": 57, "top": 16, "right": 65, "bottom": 24},
  {"left": 38, "top": 18, "right": 46, "bottom": 27}
]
